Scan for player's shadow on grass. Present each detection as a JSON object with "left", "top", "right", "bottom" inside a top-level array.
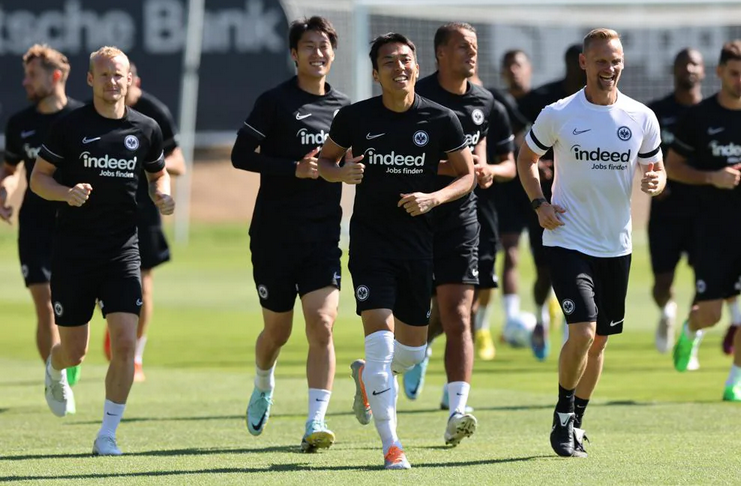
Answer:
[{"left": 65, "top": 412, "right": 357, "bottom": 426}]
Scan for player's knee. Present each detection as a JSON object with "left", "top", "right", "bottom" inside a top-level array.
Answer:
[
  {"left": 695, "top": 305, "right": 722, "bottom": 328},
  {"left": 391, "top": 341, "right": 427, "bottom": 375},
  {"left": 588, "top": 335, "right": 608, "bottom": 357},
  {"left": 441, "top": 306, "right": 471, "bottom": 336},
  {"left": 111, "top": 333, "right": 137, "bottom": 359},
  {"left": 306, "top": 312, "right": 335, "bottom": 347},
  {"left": 62, "top": 343, "right": 87, "bottom": 366},
  {"left": 567, "top": 324, "right": 595, "bottom": 351}
]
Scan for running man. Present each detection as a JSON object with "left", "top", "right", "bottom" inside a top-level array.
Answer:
[
  {"left": 30, "top": 46, "right": 173, "bottom": 455},
  {"left": 518, "top": 28, "right": 664, "bottom": 457},
  {"left": 231, "top": 17, "right": 350, "bottom": 452},
  {"left": 0, "top": 45, "right": 83, "bottom": 384},
  {"left": 667, "top": 40, "right": 741, "bottom": 402},
  {"left": 318, "top": 33, "right": 475, "bottom": 469}
]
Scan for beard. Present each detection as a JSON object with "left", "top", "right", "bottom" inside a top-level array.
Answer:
[{"left": 26, "top": 86, "right": 53, "bottom": 104}]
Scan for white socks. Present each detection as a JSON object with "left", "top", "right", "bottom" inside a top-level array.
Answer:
[
  {"left": 363, "top": 330, "right": 398, "bottom": 455},
  {"left": 391, "top": 341, "right": 427, "bottom": 375},
  {"left": 662, "top": 301, "right": 677, "bottom": 320},
  {"left": 726, "top": 365, "right": 741, "bottom": 387},
  {"left": 503, "top": 294, "right": 520, "bottom": 320},
  {"left": 684, "top": 321, "right": 704, "bottom": 341},
  {"left": 255, "top": 364, "right": 275, "bottom": 392},
  {"left": 474, "top": 304, "right": 493, "bottom": 331},
  {"left": 135, "top": 336, "right": 147, "bottom": 365},
  {"left": 98, "top": 399, "right": 126, "bottom": 439},
  {"left": 48, "top": 360, "right": 63, "bottom": 381},
  {"left": 447, "top": 381, "right": 471, "bottom": 416},
  {"left": 307, "top": 388, "right": 331, "bottom": 424},
  {"left": 728, "top": 300, "right": 741, "bottom": 325}
]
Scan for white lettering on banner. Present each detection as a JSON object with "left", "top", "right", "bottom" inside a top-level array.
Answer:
[{"left": 0, "top": 0, "right": 284, "bottom": 55}]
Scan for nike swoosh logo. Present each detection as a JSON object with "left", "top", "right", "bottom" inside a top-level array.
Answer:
[
  {"left": 106, "top": 412, "right": 119, "bottom": 416},
  {"left": 557, "top": 412, "right": 572, "bottom": 427},
  {"left": 366, "top": 132, "right": 385, "bottom": 140},
  {"left": 372, "top": 388, "right": 391, "bottom": 396},
  {"left": 707, "top": 127, "right": 725, "bottom": 135},
  {"left": 136, "top": 299, "right": 143, "bottom": 306},
  {"left": 295, "top": 113, "right": 312, "bottom": 120},
  {"left": 20, "top": 130, "right": 36, "bottom": 138},
  {"left": 82, "top": 137, "right": 101, "bottom": 144},
  {"left": 572, "top": 128, "right": 591, "bottom": 135},
  {"left": 609, "top": 318, "right": 624, "bottom": 327},
  {"left": 315, "top": 398, "right": 327, "bottom": 402},
  {"left": 456, "top": 393, "right": 464, "bottom": 396},
  {"left": 251, "top": 411, "right": 267, "bottom": 431}
]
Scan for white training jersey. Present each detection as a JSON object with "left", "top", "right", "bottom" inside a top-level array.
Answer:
[{"left": 525, "top": 89, "right": 662, "bottom": 257}]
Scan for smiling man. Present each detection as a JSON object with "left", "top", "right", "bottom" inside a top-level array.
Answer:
[{"left": 517, "top": 28, "right": 665, "bottom": 458}]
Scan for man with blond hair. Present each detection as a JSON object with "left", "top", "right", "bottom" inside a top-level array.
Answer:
[
  {"left": 518, "top": 28, "right": 665, "bottom": 457},
  {"left": 30, "top": 46, "right": 174, "bottom": 456},
  {"left": 0, "top": 44, "right": 83, "bottom": 383}
]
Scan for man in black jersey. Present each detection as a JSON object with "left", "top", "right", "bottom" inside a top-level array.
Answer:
[
  {"left": 403, "top": 23, "right": 515, "bottom": 443},
  {"left": 518, "top": 43, "right": 586, "bottom": 361},
  {"left": 667, "top": 40, "right": 741, "bottom": 402},
  {"left": 647, "top": 49, "right": 707, "bottom": 356},
  {"left": 100, "top": 62, "right": 186, "bottom": 382},
  {"left": 318, "top": 32, "right": 475, "bottom": 469},
  {"left": 0, "top": 45, "right": 84, "bottom": 385},
  {"left": 30, "top": 46, "right": 173, "bottom": 455},
  {"left": 230, "top": 17, "right": 350, "bottom": 452}
]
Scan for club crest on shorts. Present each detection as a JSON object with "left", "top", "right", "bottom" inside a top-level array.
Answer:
[
  {"left": 356, "top": 285, "right": 370, "bottom": 302},
  {"left": 696, "top": 279, "right": 706, "bottom": 294},
  {"left": 53, "top": 301, "right": 64, "bottom": 316},
  {"left": 617, "top": 126, "right": 632, "bottom": 141},
  {"left": 562, "top": 299, "right": 576, "bottom": 315},
  {"left": 471, "top": 108, "right": 484, "bottom": 126},
  {"left": 257, "top": 285, "right": 269, "bottom": 300},
  {"left": 413, "top": 130, "right": 429, "bottom": 147},
  {"left": 124, "top": 134, "right": 139, "bottom": 151}
]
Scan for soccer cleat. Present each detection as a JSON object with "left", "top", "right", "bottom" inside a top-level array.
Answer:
[
  {"left": 246, "top": 387, "right": 273, "bottom": 436},
  {"left": 103, "top": 327, "right": 112, "bottom": 361},
  {"left": 44, "top": 358, "right": 76, "bottom": 417},
  {"left": 475, "top": 328, "right": 496, "bottom": 361},
  {"left": 384, "top": 445, "right": 411, "bottom": 470},
  {"left": 300, "top": 420, "right": 335, "bottom": 453},
  {"left": 403, "top": 351, "right": 429, "bottom": 400},
  {"left": 686, "top": 355, "right": 700, "bottom": 371},
  {"left": 92, "top": 435, "right": 122, "bottom": 456},
  {"left": 531, "top": 322, "right": 550, "bottom": 361},
  {"left": 722, "top": 384, "right": 741, "bottom": 402},
  {"left": 655, "top": 313, "right": 675, "bottom": 354},
  {"left": 722, "top": 325, "right": 738, "bottom": 356},
  {"left": 134, "top": 362, "right": 146, "bottom": 383},
  {"left": 550, "top": 411, "right": 586, "bottom": 458},
  {"left": 548, "top": 294, "right": 562, "bottom": 330},
  {"left": 573, "top": 427, "right": 589, "bottom": 457},
  {"left": 444, "top": 412, "right": 477, "bottom": 447},
  {"left": 673, "top": 323, "right": 703, "bottom": 372},
  {"left": 439, "top": 387, "right": 474, "bottom": 413},
  {"left": 67, "top": 364, "right": 82, "bottom": 387},
  {"left": 350, "top": 359, "right": 372, "bottom": 425}
]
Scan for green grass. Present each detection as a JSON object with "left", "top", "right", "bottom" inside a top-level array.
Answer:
[{"left": 0, "top": 223, "right": 739, "bottom": 485}]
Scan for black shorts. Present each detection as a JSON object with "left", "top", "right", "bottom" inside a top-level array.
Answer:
[
  {"left": 349, "top": 256, "right": 433, "bottom": 327},
  {"left": 478, "top": 213, "right": 499, "bottom": 289},
  {"left": 434, "top": 222, "right": 479, "bottom": 286},
  {"left": 138, "top": 224, "right": 171, "bottom": 270},
  {"left": 18, "top": 226, "right": 53, "bottom": 287},
  {"left": 251, "top": 238, "right": 341, "bottom": 313},
  {"left": 493, "top": 179, "right": 530, "bottom": 235},
  {"left": 648, "top": 214, "right": 696, "bottom": 274},
  {"left": 51, "top": 255, "right": 142, "bottom": 327},
  {"left": 526, "top": 212, "right": 549, "bottom": 268},
  {"left": 693, "top": 228, "right": 741, "bottom": 302},
  {"left": 548, "top": 246, "right": 631, "bottom": 336}
]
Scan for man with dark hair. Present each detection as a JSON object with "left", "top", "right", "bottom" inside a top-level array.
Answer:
[
  {"left": 31, "top": 46, "right": 173, "bottom": 456},
  {"left": 0, "top": 44, "right": 84, "bottom": 384},
  {"left": 519, "top": 28, "right": 664, "bottom": 457},
  {"left": 667, "top": 40, "right": 741, "bottom": 402},
  {"left": 518, "top": 43, "right": 587, "bottom": 361},
  {"left": 231, "top": 16, "right": 349, "bottom": 452},
  {"left": 404, "top": 23, "right": 515, "bottom": 443},
  {"left": 318, "top": 32, "right": 475, "bottom": 469}
]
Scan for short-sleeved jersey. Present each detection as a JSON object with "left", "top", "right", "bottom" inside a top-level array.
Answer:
[
  {"left": 525, "top": 89, "right": 662, "bottom": 257},
  {"left": 329, "top": 94, "right": 467, "bottom": 260},
  {"left": 647, "top": 93, "right": 699, "bottom": 219},
  {"left": 131, "top": 90, "right": 180, "bottom": 228},
  {"left": 672, "top": 94, "right": 741, "bottom": 221},
  {"left": 416, "top": 73, "right": 494, "bottom": 231},
  {"left": 490, "top": 87, "right": 528, "bottom": 134},
  {"left": 238, "top": 77, "right": 351, "bottom": 242},
  {"left": 4, "top": 99, "right": 84, "bottom": 226},
  {"left": 38, "top": 104, "right": 165, "bottom": 256}
]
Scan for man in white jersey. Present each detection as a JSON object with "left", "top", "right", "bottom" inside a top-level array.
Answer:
[{"left": 518, "top": 28, "right": 665, "bottom": 457}]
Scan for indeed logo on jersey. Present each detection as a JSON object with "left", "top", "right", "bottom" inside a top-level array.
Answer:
[
  {"left": 80, "top": 151, "right": 137, "bottom": 178},
  {"left": 23, "top": 143, "right": 40, "bottom": 161},
  {"left": 296, "top": 128, "right": 328, "bottom": 146},
  {"left": 571, "top": 144, "right": 631, "bottom": 170},
  {"left": 464, "top": 131, "right": 481, "bottom": 148},
  {"left": 363, "top": 147, "right": 425, "bottom": 175},
  {"left": 709, "top": 140, "right": 741, "bottom": 162}
]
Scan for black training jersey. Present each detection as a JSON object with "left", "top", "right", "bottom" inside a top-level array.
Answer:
[
  {"left": 490, "top": 88, "right": 528, "bottom": 134},
  {"left": 416, "top": 73, "right": 492, "bottom": 231},
  {"left": 329, "top": 94, "right": 467, "bottom": 259},
  {"left": 648, "top": 94, "right": 698, "bottom": 219},
  {"left": 238, "top": 77, "right": 351, "bottom": 242},
  {"left": 131, "top": 90, "right": 180, "bottom": 228},
  {"left": 672, "top": 94, "right": 741, "bottom": 220},
  {"left": 38, "top": 104, "right": 165, "bottom": 256},
  {"left": 4, "top": 99, "right": 84, "bottom": 227}
]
